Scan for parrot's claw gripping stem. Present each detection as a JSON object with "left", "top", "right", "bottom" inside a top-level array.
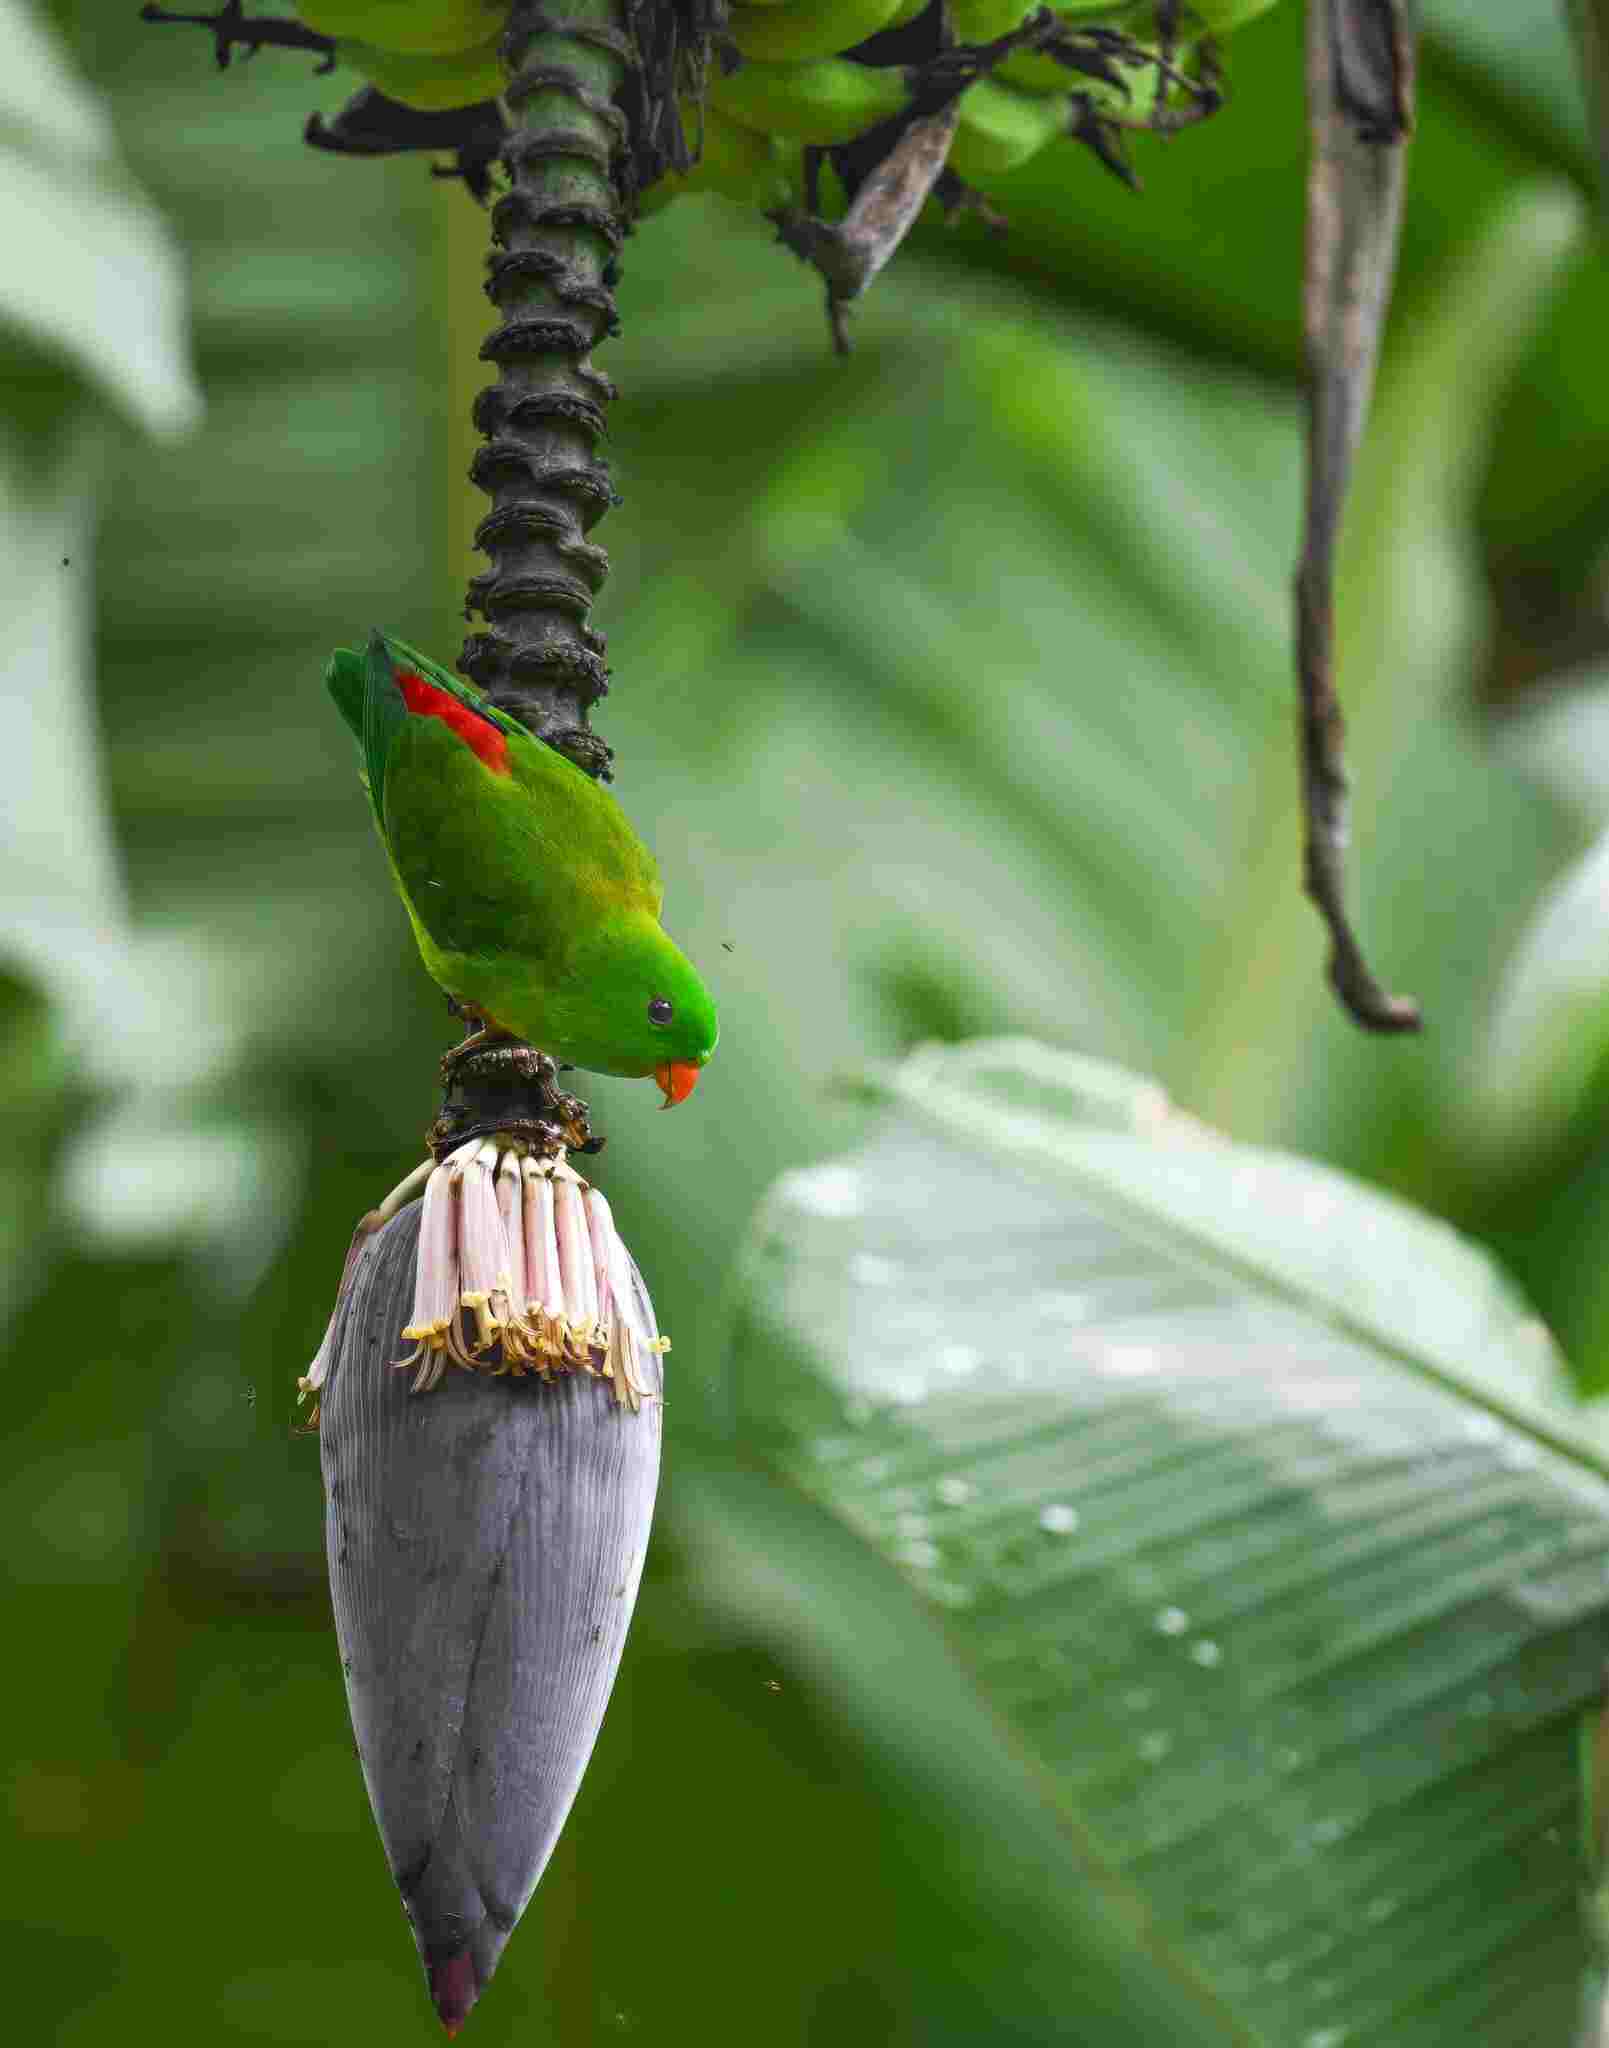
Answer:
[
  {"left": 439, "top": 1007, "right": 508, "bottom": 1084},
  {"left": 138, "top": 1, "right": 337, "bottom": 73},
  {"left": 440, "top": 1029, "right": 496, "bottom": 1075}
]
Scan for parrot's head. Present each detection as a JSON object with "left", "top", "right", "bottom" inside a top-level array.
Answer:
[{"left": 563, "top": 914, "right": 719, "bottom": 1103}]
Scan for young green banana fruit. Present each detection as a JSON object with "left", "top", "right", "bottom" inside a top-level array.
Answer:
[
  {"left": 725, "top": 0, "right": 911, "bottom": 65},
  {"left": 339, "top": 31, "right": 504, "bottom": 109},
  {"left": 706, "top": 56, "right": 1091, "bottom": 173},
  {"left": 948, "top": 0, "right": 1048, "bottom": 41},
  {"left": 1014, "top": 0, "right": 1277, "bottom": 20},
  {"left": 296, "top": 0, "right": 504, "bottom": 53},
  {"left": 298, "top": 0, "right": 1283, "bottom": 157},
  {"left": 949, "top": 77, "right": 1073, "bottom": 177},
  {"left": 709, "top": 56, "right": 909, "bottom": 146},
  {"left": 997, "top": 33, "right": 1171, "bottom": 108},
  {"left": 1191, "top": 0, "right": 1281, "bottom": 27},
  {"left": 638, "top": 105, "right": 799, "bottom": 213}
]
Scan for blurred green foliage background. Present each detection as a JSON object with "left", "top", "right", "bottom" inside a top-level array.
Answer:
[{"left": 10, "top": 0, "right": 1609, "bottom": 2041}]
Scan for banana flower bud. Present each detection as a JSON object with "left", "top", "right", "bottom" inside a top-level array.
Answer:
[{"left": 297, "top": 1140, "right": 665, "bottom": 2034}]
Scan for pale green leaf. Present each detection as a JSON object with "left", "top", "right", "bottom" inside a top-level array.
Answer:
[
  {"left": 1475, "top": 830, "right": 1609, "bottom": 1157},
  {"left": 0, "top": 0, "right": 114, "bottom": 161},
  {"left": 0, "top": 1, "right": 198, "bottom": 436},
  {"left": 1499, "top": 664, "right": 1609, "bottom": 829},
  {"left": 1465, "top": 670, "right": 1609, "bottom": 1165},
  {"left": 1424, "top": 0, "right": 1588, "bottom": 161}
]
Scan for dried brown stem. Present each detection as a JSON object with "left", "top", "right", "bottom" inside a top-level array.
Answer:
[
  {"left": 1295, "top": 0, "right": 1421, "bottom": 1034},
  {"left": 772, "top": 104, "right": 960, "bottom": 354}
]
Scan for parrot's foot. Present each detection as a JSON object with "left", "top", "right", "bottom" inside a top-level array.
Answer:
[
  {"left": 438, "top": 1026, "right": 505, "bottom": 1080},
  {"left": 138, "top": 1, "right": 336, "bottom": 73},
  {"left": 439, "top": 998, "right": 512, "bottom": 1080}
]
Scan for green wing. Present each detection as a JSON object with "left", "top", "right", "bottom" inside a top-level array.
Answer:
[
  {"left": 326, "top": 629, "right": 523, "bottom": 830},
  {"left": 325, "top": 646, "right": 365, "bottom": 740},
  {"left": 360, "top": 630, "right": 408, "bottom": 826},
  {"left": 324, "top": 646, "right": 376, "bottom": 824},
  {"left": 377, "top": 632, "right": 527, "bottom": 741},
  {"left": 328, "top": 628, "right": 664, "bottom": 972}
]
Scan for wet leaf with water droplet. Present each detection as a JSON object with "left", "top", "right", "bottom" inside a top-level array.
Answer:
[{"left": 728, "top": 1038, "right": 1609, "bottom": 2044}]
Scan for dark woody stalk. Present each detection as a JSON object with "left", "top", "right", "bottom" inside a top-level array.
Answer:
[
  {"left": 1293, "top": 0, "right": 1421, "bottom": 1033},
  {"left": 460, "top": 0, "right": 636, "bottom": 782}
]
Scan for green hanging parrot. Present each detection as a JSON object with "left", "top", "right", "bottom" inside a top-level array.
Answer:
[{"left": 327, "top": 631, "right": 718, "bottom": 1105}]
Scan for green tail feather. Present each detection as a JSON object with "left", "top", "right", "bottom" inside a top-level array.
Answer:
[
  {"left": 325, "top": 647, "right": 365, "bottom": 741},
  {"left": 324, "top": 644, "right": 383, "bottom": 829},
  {"left": 361, "top": 629, "right": 408, "bottom": 829}
]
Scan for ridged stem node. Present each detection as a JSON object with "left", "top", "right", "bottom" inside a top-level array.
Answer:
[{"left": 460, "top": 0, "right": 637, "bottom": 780}]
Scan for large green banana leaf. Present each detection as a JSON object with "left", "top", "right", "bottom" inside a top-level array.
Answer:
[{"left": 711, "top": 1036, "right": 1609, "bottom": 2044}]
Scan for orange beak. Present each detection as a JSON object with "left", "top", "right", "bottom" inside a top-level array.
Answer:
[{"left": 654, "top": 1060, "right": 701, "bottom": 1108}]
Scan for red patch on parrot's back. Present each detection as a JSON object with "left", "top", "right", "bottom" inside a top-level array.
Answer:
[{"left": 396, "top": 668, "right": 510, "bottom": 775}]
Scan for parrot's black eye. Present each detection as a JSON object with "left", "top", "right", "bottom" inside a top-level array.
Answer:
[{"left": 648, "top": 996, "right": 674, "bottom": 1026}]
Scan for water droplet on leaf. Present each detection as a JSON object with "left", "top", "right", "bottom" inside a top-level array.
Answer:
[
  {"left": 783, "top": 1165, "right": 862, "bottom": 1219},
  {"left": 1103, "top": 1344, "right": 1159, "bottom": 1378}
]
